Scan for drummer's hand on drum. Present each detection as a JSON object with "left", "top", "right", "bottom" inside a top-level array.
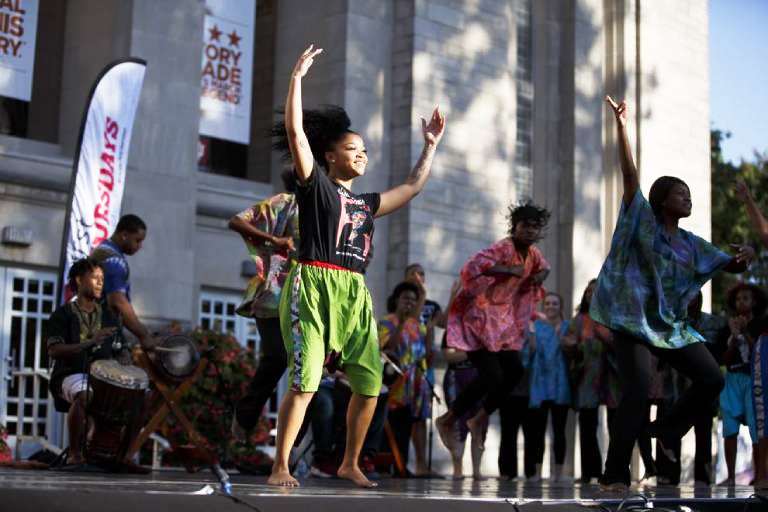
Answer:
[
  {"left": 83, "top": 327, "right": 117, "bottom": 349},
  {"left": 88, "top": 327, "right": 117, "bottom": 347},
  {"left": 117, "top": 350, "right": 133, "bottom": 366}
]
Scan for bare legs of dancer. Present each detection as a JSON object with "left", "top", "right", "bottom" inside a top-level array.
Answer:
[
  {"left": 469, "top": 413, "right": 488, "bottom": 480},
  {"left": 449, "top": 433, "right": 465, "bottom": 479},
  {"left": 411, "top": 420, "right": 429, "bottom": 476},
  {"left": 336, "top": 394, "right": 378, "bottom": 488},
  {"left": 437, "top": 408, "right": 488, "bottom": 461},
  {"left": 720, "top": 436, "right": 738, "bottom": 486},
  {"left": 446, "top": 415, "right": 486, "bottom": 480},
  {"left": 466, "top": 408, "right": 489, "bottom": 452},
  {"left": 269, "top": 390, "right": 378, "bottom": 488},
  {"left": 719, "top": 436, "right": 758, "bottom": 486},
  {"left": 268, "top": 390, "right": 314, "bottom": 487}
]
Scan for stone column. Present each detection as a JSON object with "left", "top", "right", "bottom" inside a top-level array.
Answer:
[
  {"left": 58, "top": 0, "right": 133, "bottom": 156},
  {"left": 123, "top": 0, "right": 204, "bottom": 326}
]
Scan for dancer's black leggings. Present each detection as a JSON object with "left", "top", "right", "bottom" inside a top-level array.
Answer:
[
  {"left": 579, "top": 408, "right": 602, "bottom": 480},
  {"left": 602, "top": 331, "right": 724, "bottom": 485},
  {"left": 235, "top": 317, "right": 287, "bottom": 430},
  {"left": 636, "top": 403, "right": 657, "bottom": 474},
  {"left": 530, "top": 401, "right": 569, "bottom": 466},
  {"left": 451, "top": 349, "right": 524, "bottom": 417},
  {"left": 499, "top": 395, "right": 536, "bottom": 478}
]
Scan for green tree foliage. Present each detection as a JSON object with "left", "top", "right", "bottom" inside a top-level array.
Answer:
[{"left": 711, "top": 129, "right": 768, "bottom": 313}]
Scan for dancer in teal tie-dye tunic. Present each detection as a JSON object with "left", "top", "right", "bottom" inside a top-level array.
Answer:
[
  {"left": 590, "top": 188, "right": 732, "bottom": 349},
  {"left": 594, "top": 97, "right": 754, "bottom": 491}
]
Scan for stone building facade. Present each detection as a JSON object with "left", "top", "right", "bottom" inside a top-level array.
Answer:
[{"left": 0, "top": 0, "right": 711, "bottom": 478}]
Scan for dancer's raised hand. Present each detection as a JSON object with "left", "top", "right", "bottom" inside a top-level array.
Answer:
[
  {"left": 735, "top": 178, "right": 751, "bottom": 203},
  {"left": 606, "top": 95, "right": 638, "bottom": 203},
  {"left": 292, "top": 44, "right": 323, "bottom": 79},
  {"left": 377, "top": 106, "right": 445, "bottom": 217},
  {"left": 422, "top": 106, "right": 446, "bottom": 147},
  {"left": 733, "top": 177, "right": 768, "bottom": 250},
  {"left": 605, "top": 95, "right": 628, "bottom": 127},
  {"left": 286, "top": 44, "right": 323, "bottom": 184}
]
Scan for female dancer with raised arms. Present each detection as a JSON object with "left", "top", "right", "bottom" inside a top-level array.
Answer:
[
  {"left": 592, "top": 96, "right": 754, "bottom": 490},
  {"left": 268, "top": 45, "right": 445, "bottom": 488}
]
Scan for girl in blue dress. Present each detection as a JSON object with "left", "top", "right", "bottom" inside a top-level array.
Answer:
[{"left": 526, "top": 292, "right": 571, "bottom": 481}]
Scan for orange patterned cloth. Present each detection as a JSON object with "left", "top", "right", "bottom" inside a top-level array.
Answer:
[{"left": 446, "top": 238, "right": 549, "bottom": 352}]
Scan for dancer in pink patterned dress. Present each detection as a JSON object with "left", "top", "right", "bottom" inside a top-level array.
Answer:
[{"left": 436, "top": 201, "right": 550, "bottom": 454}]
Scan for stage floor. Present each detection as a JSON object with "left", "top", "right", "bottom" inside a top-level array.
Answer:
[{"left": 0, "top": 467, "right": 764, "bottom": 511}]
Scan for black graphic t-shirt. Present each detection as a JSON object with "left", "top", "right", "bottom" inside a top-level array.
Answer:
[{"left": 296, "top": 161, "right": 380, "bottom": 273}]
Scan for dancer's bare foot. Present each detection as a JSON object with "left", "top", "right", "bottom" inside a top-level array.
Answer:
[
  {"left": 338, "top": 464, "right": 378, "bottom": 488},
  {"left": 268, "top": 467, "right": 299, "bottom": 487},
  {"left": 436, "top": 414, "right": 457, "bottom": 453},
  {"left": 466, "top": 415, "right": 486, "bottom": 451},
  {"left": 413, "top": 463, "right": 430, "bottom": 477}
]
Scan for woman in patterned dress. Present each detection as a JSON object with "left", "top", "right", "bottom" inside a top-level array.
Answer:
[
  {"left": 563, "top": 279, "right": 613, "bottom": 483},
  {"left": 527, "top": 292, "right": 572, "bottom": 481},
  {"left": 591, "top": 97, "right": 754, "bottom": 491},
  {"left": 230, "top": 170, "right": 299, "bottom": 436},
  {"left": 436, "top": 201, "right": 551, "bottom": 456},
  {"left": 441, "top": 281, "right": 489, "bottom": 480},
  {"left": 380, "top": 282, "right": 433, "bottom": 476},
  {"left": 268, "top": 44, "right": 445, "bottom": 488}
]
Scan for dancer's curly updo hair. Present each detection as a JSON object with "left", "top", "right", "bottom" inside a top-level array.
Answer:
[
  {"left": 506, "top": 199, "right": 551, "bottom": 240},
  {"left": 271, "top": 106, "right": 358, "bottom": 170}
]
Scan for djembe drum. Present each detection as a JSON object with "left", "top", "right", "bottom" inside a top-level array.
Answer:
[
  {"left": 86, "top": 360, "right": 149, "bottom": 463},
  {"left": 152, "top": 335, "right": 200, "bottom": 380},
  {"left": 124, "top": 334, "right": 213, "bottom": 469}
]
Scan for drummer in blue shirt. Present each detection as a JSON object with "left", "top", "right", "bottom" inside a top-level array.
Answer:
[{"left": 91, "top": 214, "right": 156, "bottom": 351}]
